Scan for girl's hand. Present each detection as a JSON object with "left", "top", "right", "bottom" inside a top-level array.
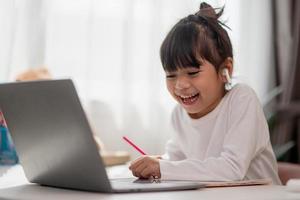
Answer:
[{"left": 129, "top": 155, "right": 161, "bottom": 179}]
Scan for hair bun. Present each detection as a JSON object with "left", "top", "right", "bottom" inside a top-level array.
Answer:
[{"left": 196, "top": 2, "right": 223, "bottom": 20}]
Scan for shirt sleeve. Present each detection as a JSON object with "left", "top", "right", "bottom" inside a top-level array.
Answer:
[
  {"left": 161, "top": 139, "right": 186, "bottom": 161},
  {"left": 159, "top": 88, "right": 269, "bottom": 181},
  {"left": 161, "top": 106, "right": 186, "bottom": 161}
]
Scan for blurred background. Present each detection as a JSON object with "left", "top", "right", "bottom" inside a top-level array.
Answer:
[{"left": 0, "top": 0, "right": 299, "bottom": 166}]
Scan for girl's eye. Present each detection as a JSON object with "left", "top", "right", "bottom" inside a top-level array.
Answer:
[
  {"left": 166, "top": 74, "right": 176, "bottom": 79},
  {"left": 188, "top": 71, "right": 200, "bottom": 76}
]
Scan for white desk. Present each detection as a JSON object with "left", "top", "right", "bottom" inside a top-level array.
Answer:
[
  {"left": 0, "top": 184, "right": 297, "bottom": 200},
  {"left": 0, "top": 165, "right": 299, "bottom": 200}
]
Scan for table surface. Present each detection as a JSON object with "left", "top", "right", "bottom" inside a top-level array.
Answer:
[{"left": 0, "top": 165, "right": 299, "bottom": 200}]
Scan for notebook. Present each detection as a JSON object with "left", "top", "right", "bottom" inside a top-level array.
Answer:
[{"left": 0, "top": 79, "right": 204, "bottom": 193}]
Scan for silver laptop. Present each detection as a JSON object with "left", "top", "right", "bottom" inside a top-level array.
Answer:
[{"left": 0, "top": 79, "right": 204, "bottom": 193}]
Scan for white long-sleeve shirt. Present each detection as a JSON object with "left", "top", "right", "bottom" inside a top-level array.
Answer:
[{"left": 159, "top": 84, "right": 281, "bottom": 185}]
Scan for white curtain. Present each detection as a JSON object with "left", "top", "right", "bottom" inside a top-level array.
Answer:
[{"left": 0, "top": 0, "right": 276, "bottom": 158}]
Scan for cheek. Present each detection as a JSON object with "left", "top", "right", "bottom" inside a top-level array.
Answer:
[
  {"left": 166, "top": 81, "right": 178, "bottom": 99},
  {"left": 166, "top": 81, "right": 174, "bottom": 93},
  {"left": 201, "top": 74, "right": 221, "bottom": 89},
  {"left": 194, "top": 78, "right": 220, "bottom": 97}
]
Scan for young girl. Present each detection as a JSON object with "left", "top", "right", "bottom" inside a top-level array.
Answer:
[{"left": 129, "top": 2, "right": 281, "bottom": 184}]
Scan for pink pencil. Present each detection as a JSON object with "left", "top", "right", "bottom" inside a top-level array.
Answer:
[{"left": 122, "top": 136, "right": 146, "bottom": 155}]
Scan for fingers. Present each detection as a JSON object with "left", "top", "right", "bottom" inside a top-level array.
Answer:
[
  {"left": 133, "top": 161, "right": 145, "bottom": 177},
  {"left": 129, "top": 156, "right": 145, "bottom": 170},
  {"left": 140, "top": 166, "right": 153, "bottom": 178},
  {"left": 132, "top": 171, "right": 139, "bottom": 178},
  {"left": 129, "top": 156, "right": 145, "bottom": 178},
  {"left": 133, "top": 165, "right": 152, "bottom": 179},
  {"left": 129, "top": 156, "right": 160, "bottom": 179}
]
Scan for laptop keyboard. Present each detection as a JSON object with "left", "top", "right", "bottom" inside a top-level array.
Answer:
[
  {"left": 109, "top": 178, "right": 204, "bottom": 192},
  {"left": 111, "top": 178, "right": 192, "bottom": 187}
]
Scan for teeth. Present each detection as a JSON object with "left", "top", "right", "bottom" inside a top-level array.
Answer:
[{"left": 179, "top": 93, "right": 198, "bottom": 99}]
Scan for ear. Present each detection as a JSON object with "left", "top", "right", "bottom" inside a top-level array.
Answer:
[{"left": 218, "top": 57, "right": 233, "bottom": 83}]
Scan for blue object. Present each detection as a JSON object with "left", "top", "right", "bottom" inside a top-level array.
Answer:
[{"left": 0, "top": 125, "right": 18, "bottom": 165}]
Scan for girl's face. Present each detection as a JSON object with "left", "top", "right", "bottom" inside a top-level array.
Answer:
[{"left": 165, "top": 60, "right": 225, "bottom": 119}]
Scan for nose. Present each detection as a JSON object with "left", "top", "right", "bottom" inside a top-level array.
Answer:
[{"left": 175, "top": 76, "right": 191, "bottom": 90}]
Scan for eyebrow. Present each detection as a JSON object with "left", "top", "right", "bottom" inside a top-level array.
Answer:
[{"left": 165, "top": 67, "right": 201, "bottom": 75}]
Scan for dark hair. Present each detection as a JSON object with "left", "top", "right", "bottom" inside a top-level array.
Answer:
[{"left": 160, "top": 2, "right": 233, "bottom": 72}]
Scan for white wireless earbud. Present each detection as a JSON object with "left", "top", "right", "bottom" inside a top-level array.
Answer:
[
  {"left": 222, "top": 68, "right": 232, "bottom": 83},
  {"left": 222, "top": 68, "right": 232, "bottom": 90}
]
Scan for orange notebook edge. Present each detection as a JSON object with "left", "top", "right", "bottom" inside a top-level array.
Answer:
[{"left": 200, "top": 178, "right": 272, "bottom": 188}]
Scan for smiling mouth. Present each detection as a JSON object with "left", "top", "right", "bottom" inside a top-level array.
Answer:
[{"left": 177, "top": 93, "right": 200, "bottom": 105}]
